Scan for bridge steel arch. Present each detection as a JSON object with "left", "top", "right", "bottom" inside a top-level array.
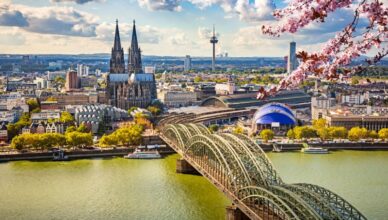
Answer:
[{"left": 160, "top": 123, "right": 367, "bottom": 220}]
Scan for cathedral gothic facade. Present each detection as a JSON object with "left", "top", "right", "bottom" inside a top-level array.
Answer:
[{"left": 107, "top": 20, "right": 156, "bottom": 110}]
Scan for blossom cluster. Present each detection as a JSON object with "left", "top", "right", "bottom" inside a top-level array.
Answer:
[{"left": 258, "top": 0, "right": 388, "bottom": 99}]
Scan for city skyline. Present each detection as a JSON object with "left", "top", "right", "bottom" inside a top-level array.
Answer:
[{"left": 0, "top": 0, "right": 376, "bottom": 56}]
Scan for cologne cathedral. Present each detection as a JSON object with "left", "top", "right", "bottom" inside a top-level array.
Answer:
[{"left": 107, "top": 20, "right": 156, "bottom": 109}]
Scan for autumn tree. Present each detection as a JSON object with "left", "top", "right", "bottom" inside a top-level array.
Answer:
[
  {"left": 293, "top": 126, "right": 317, "bottom": 140},
  {"left": 378, "top": 128, "right": 388, "bottom": 140},
  {"left": 328, "top": 127, "right": 348, "bottom": 139},
  {"left": 60, "top": 111, "right": 74, "bottom": 124},
  {"left": 286, "top": 129, "right": 295, "bottom": 139},
  {"left": 260, "top": 129, "right": 275, "bottom": 142},
  {"left": 99, "top": 134, "right": 119, "bottom": 147},
  {"left": 348, "top": 127, "right": 369, "bottom": 141},
  {"left": 312, "top": 118, "right": 327, "bottom": 129},
  {"left": 233, "top": 126, "right": 244, "bottom": 135}
]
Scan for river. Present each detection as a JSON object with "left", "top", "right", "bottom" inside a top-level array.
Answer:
[{"left": 0, "top": 151, "right": 387, "bottom": 220}]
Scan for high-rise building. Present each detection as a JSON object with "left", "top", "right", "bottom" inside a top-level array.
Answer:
[
  {"left": 65, "top": 70, "right": 79, "bottom": 91},
  {"left": 184, "top": 55, "right": 192, "bottom": 72},
  {"left": 107, "top": 20, "right": 157, "bottom": 109},
  {"left": 77, "top": 64, "right": 89, "bottom": 76},
  {"left": 287, "top": 41, "right": 297, "bottom": 74},
  {"left": 210, "top": 25, "right": 218, "bottom": 72},
  {"left": 109, "top": 20, "right": 125, "bottom": 74}
]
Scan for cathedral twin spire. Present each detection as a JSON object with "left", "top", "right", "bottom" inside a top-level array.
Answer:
[{"left": 109, "top": 19, "right": 142, "bottom": 74}]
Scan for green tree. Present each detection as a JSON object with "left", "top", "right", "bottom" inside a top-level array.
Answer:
[
  {"left": 11, "top": 134, "right": 26, "bottom": 150},
  {"left": 66, "top": 131, "right": 93, "bottom": 149},
  {"left": 7, "top": 113, "right": 31, "bottom": 140},
  {"left": 286, "top": 129, "right": 295, "bottom": 139},
  {"left": 27, "top": 99, "right": 40, "bottom": 113},
  {"left": 378, "top": 128, "right": 388, "bottom": 140},
  {"left": 60, "top": 111, "right": 74, "bottom": 124},
  {"left": 348, "top": 127, "right": 368, "bottom": 141},
  {"left": 368, "top": 130, "right": 379, "bottom": 139},
  {"left": 99, "top": 134, "right": 119, "bottom": 147},
  {"left": 53, "top": 76, "right": 65, "bottom": 90},
  {"left": 77, "top": 123, "right": 88, "bottom": 133},
  {"left": 209, "top": 124, "right": 219, "bottom": 133},
  {"left": 260, "top": 129, "right": 274, "bottom": 142},
  {"left": 147, "top": 106, "right": 161, "bottom": 116}
]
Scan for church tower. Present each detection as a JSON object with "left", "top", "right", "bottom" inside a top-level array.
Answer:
[
  {"left": 109, "top": 19, "right": 125, "bottom": 73},
  {"left": 128, "top": 20, "right": 143, "bottom": 74}
]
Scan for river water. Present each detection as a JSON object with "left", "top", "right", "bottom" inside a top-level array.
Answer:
[{"left": 0, "top": 151, "right": 387, "bottom": 220}]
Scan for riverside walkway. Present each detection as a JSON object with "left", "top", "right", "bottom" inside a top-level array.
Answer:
[{"left": 159, "top": 123, "right": 366, "bottom": 220}]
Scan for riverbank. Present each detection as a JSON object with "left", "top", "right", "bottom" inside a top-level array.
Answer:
[
  {"left": 259, "top": 142, "right": 388, "bottom": 151},
  {"left": 0, "top": 146, "right": 175, "bottom": 162},
  {"left": 2, "top": 141, "right": 388, "bottom": 162}
]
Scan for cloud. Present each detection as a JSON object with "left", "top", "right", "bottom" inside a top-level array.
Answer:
[
  {"left": 0, "top": 28, "right": 26, "bottom": 45},
  {"left": 169, "top": 33, "right": 192, "bottom": 45},
  {"left": 0, "top": 5, "right": 29, "bottom": 27},
  {"left": 135, "top": 0, "right": 275, "bottom": 22},
  {"left": 198, "top": 26, "right": 219, "bottom": 40},
  {"left": 96, "top": 22, "right": 161, "bottom": 44},
  {"left": 234, "top": 0, "right": 275, "bottom": 22},
  {"left": 0, "top": 3, "right": 98, "bottom": 37},
  {"left": 50, "top": 0, "right": 101, "bottom": 4},
  {"left": 137, "top": 0, "right": 182, "bottom": 11}
]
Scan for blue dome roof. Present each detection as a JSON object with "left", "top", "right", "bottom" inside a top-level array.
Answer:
[
  {"left": 253, "top": 103, "right": 296, "bottom": 125},
  {"left": 259, "top": 103, "right": 295, "bottom": 117}
]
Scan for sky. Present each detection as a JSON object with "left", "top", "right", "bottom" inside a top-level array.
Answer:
[{"left": 0, "top": 0, "right": 376, "bottom": 57}]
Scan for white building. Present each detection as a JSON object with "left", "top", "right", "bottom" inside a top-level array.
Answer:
[
  {"left": 77, "top": 64, "right": 90, "bottom": 77},
  {"left": 34, "top": 77, "right": 49, "bottom": 89},
  {"left": 158, "top": 90, "right": 197, "bottom": 108}
]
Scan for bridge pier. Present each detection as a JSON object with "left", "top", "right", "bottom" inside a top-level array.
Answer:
[
  {"left": 226, "top": 205, "right": 250, "bottom": 220},
  {"left": 176, "top": 158, "right": 199, "bottom": 174}
]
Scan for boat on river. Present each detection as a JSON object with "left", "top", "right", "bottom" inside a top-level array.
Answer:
[
  {"left": 301, "top": 143, "right": 328, "bottom": 154},
  {"left": 52, "top": 150, "right": 69, "bottom": 161},
  {"left": 124, "top": 149, "right": 161, "bottom": 159}
]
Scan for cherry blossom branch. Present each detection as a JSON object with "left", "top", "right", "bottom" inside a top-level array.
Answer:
[{"left": 257, "top": 0, "right": 388, "bottom": 99}]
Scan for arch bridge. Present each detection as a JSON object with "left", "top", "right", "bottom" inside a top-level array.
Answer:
[{"left": 159, "top": 123, "right": 366, "bottom": 220}]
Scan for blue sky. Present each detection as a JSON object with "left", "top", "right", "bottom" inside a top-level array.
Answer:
[{"left": 0, "top": 0, "right": 363, "bottom": 56}]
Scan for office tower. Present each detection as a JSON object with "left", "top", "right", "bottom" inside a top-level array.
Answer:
[
  {"left": 287, "top": 41, "right": 297, "bottom": 74},
  {"left": 184, "top": 55, "right": 192, "bottom": 72},
  {"left": 65, "top": 70, "right": 79, "bottom": 91}
]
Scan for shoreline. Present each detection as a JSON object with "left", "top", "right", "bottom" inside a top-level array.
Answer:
[
  {"left": 0, "top": 147, "right": 176, "bottom": 162},
  {"left": 1, "top": 142, "right": 388, "bottom": 162}
]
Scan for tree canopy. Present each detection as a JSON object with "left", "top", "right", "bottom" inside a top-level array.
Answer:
[{"left": 260, "top": 129, "right": 275, "bottom": 142}]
